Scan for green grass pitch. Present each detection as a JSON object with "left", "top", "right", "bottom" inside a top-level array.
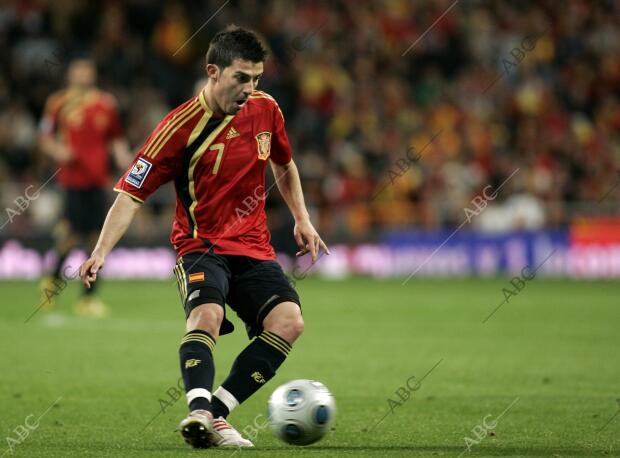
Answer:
[{"left": 1, "top": 277, "right": 619, "bottom": 457}]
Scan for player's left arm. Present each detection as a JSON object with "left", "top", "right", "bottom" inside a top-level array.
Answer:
[
  {"left": 270, "top": 159, "right": 329, "bottom": 263},
  {"left": 111, "top": 138, "right": 132, "bottom": 170},
  {"left": 38, "top": 92, "right": 73, "bottom": 164},
  {"left": 104, "top": 93, "right": 133, "bottom": 170},
  {"left": 269, "top": 97, "right": 329, "bottom": 262}
]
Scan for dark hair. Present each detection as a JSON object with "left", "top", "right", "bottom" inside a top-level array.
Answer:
[{"left": 206, "top": 25, "right": 268, "bottom": 69}]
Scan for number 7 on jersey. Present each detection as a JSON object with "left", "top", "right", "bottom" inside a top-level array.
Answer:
[{"left": 209, "top": 143, "right": 225, "bottom": 174}]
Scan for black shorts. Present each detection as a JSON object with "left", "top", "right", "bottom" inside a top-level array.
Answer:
[
  {"left": 65, "top": 188, "right": 107, "bottom": 235},
  {"left": 173, "top": 251, "right": 301, "bottom": 338}
]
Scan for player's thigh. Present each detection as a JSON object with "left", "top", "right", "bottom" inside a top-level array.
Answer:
[
  {"left": 174, "top": 251, "right": 235, "bottom": 335},
  {"left": 86, "top": 187, "right": 107, "bottom": 232},
  {"left": 228, "top": 259, "right": 301, "bottom": 339},
  {"left": 64, "top": 188, "right": 82, "bottom": 234},
  {"left": 64, "top": 188, "right": 106, "bottom": 236}
]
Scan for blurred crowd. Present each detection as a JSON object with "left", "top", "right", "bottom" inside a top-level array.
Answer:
[{"left": 1, "top": 0, "right": 619, "bottom": 245}]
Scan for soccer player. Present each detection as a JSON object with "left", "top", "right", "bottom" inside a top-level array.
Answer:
[
  {"left": 78, "top": 27, "right": 329, "bottom": 448},
  {"left": 39, "top": 57, "right": 131, "bottom": 317}
]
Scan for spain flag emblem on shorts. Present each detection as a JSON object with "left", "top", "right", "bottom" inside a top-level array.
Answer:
[{"left": 188, "top": 272, "right": 205, "bottom": 283}]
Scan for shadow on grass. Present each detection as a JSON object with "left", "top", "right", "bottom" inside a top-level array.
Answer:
[
  {"left": 289, "top": 446, "right": 618, "bottom": 456},
  {"left": 135, "top": 444, "right": 620, "bottom": 456}
]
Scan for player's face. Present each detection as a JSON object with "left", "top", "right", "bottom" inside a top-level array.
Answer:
[
  {"left": 212, "top": 59, "right": 263, "bottom": 115},
  {"left": 67, "top": 60, "right": 96, "bottom": 89}
]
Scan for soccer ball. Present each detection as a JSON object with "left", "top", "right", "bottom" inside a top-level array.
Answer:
[{"left": 267, "top": 379, "right": 336, "bottom": 445}]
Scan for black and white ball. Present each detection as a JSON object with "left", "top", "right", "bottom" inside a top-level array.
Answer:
[{"left": 267, "top": 379, "right": 336, "bottom": 445}]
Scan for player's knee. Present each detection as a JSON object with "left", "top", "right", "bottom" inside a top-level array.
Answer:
[
  {"left": 264, "top": 302, "right": 304, "bottom": 344},
  {"left": 289, "top": 314, "right": 304, "bottom": 340},
  {"left": 268, "top": 316, "right": 304, "bottom": 344},
  {"left": 186, "top": 303, "right": 224, "bottom": 337}
]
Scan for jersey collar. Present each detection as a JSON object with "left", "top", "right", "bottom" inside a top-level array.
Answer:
[{"left": 198, "top": 89, "right": 213, "bottom": 114}]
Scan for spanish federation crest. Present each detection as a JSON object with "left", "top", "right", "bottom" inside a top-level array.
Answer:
[{"left": 255, "top": 131, "right": 272, "bottom": 160}]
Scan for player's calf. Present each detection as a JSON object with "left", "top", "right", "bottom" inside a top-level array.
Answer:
[
  {"left": 178, "top": 302, "right": 223, "bottom": 448},
  {"left": 210, "top": 301, "right": 303, "bottom": 420}
]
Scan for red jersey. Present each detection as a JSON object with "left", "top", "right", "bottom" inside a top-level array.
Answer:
[
  {"left": 114, "top": 90, "right": 293, "bottom": 260},
  {"left": 40, "top": 88, "right": 124, "bottom": 189}
]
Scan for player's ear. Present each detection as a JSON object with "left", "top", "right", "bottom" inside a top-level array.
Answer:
[{"left": 206, "top": 63, "right": 220, "bottom": 81}]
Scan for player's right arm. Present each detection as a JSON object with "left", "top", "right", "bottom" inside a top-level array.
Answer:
[
  {"left": 79, "top": 193, "right": 141, "bottom": 287},
  {"left": 78, "top": 98, "right": 200, "bottom": 287},
  {"left": 38, "top": 91, "right": 73, "bottom": 164}
]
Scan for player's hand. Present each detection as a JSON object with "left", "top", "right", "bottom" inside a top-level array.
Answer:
[
  {"left": 79, "top": 253, "right": 105, "bottom": 288},
  {"left": 53, "top": 144, "right": 73, "bottom": 164},
  {"left": 293, "top": 219, "right": 330, "bottom": 263}
]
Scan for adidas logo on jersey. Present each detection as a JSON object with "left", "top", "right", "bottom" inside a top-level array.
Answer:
[{"left": 226, "top": 127, "right": 240, "bottom": 139}]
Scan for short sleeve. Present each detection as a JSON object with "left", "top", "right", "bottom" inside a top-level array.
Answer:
[
  {"left": 114, "top": 116, "right": 187, "bottom": 202},
  {"left": 39, "top": 92, "right": 63, "bottom": 137},
  {"left": 104, "top": 95, "right": 123, "bottom": 140},
  {"left": 270, "top": 104, "right": 293, "bottom": 165}
]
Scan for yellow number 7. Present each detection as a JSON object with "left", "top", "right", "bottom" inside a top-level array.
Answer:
[{"left": 209, "top": 143, "right": 225, "bottom": 174}]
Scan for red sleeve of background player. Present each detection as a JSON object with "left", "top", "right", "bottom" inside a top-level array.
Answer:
[
  {"left": 113, "top": 98, "right": 201, "bottom": 202},
  {"left": 103, "top": 94, "right": 123, "bottom": 140},
  {"left": 39, "top": 90, "right": 65, "bottom": 137},
  {"left": 270, "top": 103, "right": 293, "bottom": 165}
]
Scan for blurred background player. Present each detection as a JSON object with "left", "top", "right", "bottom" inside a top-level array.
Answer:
[{"left": 38, "top": 57, "right": 132, "bottom": 317}]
